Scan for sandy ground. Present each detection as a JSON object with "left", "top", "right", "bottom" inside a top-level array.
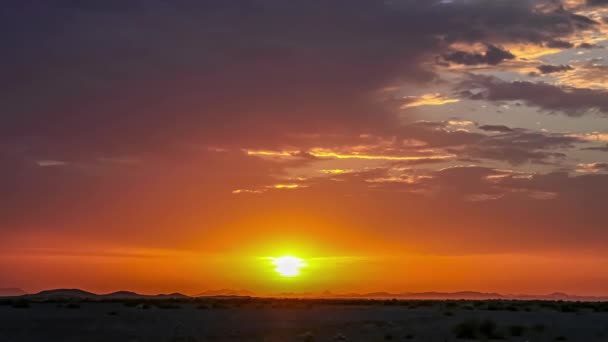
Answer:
[{"left": 1, "top": 302, "right": 607, "bottom": 341}]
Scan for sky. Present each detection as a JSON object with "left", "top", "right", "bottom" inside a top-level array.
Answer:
[{"left": 1, "top": 0, "right": 608, "bottom": 296}]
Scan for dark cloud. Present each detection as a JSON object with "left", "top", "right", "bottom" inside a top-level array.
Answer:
[
  {"left": 587, "top": 0, "right": 608, "bottom": 6},
  {"left": 478, "top": 125, "right": 514, "bottom": 132},
  {"left": 583, "top": 144, "right": 608, "bottom": 152},
  {"left": 395, "top": 121, "right": 580, "bottom": 165},
  {"left": 459, "top": 75, "right": 608, "bottom": 116},
  {"left": 546, "top": 39, "right": 574, "bottom": 49},
  {"left": 537, "top": 64, "right": 573, "bottom": 74},
  {"left": 577, "top": 42, "right": 604, "bottom": 49},
  {"left": 462, "top": 129, "right": 579, "bottom": 165},
  {"left": 443, "top": 44, "right": 515, "bottom": 65},
  {"left": 0, "top": 0, "right": 599, "bottom": 159}
]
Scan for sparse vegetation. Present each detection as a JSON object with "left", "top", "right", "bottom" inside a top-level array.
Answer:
[
  {"left": 453, "top": 319, "right": 504, "bottom": 340},
  {"left": 11, "top": 300, "right": 30, "bottom": 308},
  {"left": 155, "top": 302, "right": 181, "bottom": 309},
  {"left": 508, "top": 325, "right": 526, "bottom": 336},
  {"left": 532, "top": 323, "right": 546, "bottom": 332},
  {"left": 0, "top": 298, "right": 606, "bottom": 340}
]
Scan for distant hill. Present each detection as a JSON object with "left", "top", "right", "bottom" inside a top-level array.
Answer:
[
  {"left": 0, "top": 288, "right": 27, "bottom": 297},
  {"left": 281, "top": 291, "right": 608, "bottom": 301},
  {"left": 315, "top": 291, "right": 504, "bottom": 300},
  {"left": 23, "top": 289, "right": 190, "bottom": 301},
  {"left": 28, "top": 289, "right": 98, "bottom": 300},
  {"left": 5, "top": 288, "right": 607, "bottom": 302},
  {"left": 195, "top": 289, "right": 255, "bottom": 297},
  {"left": 101, "top": 291, "right": 142, "bottom": 299},
  {"left": 507, "top": 292, "right": 608, "bottom": 302},
  {"left": 154, "top": 293, "right": 191, "bottom": 299}
]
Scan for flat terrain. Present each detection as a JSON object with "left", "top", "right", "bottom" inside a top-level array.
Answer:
[{"left": 1, "top": 299, "right": 607, "bottom": 341}]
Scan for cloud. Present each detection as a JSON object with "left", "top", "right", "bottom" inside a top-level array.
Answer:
[
  {"left": 556, "top": 61, "right": 608, "bottom": 89},
  {"left": 460, "top": 75, "right": 608, "bottom": 116},
  {"left": 398, "top": 122, "right": 581, "bottom": 165},
  {"left": 583, "top": 143, "right": 608, "bottom": 151},
  {"left": 35, "top": 160, "right": 69, "bottom": 167},
  {"left": 401, "top": 94, "right": 460, "bottom": 109},
  {"left": 576, "top": 162, "right": 608, "bottom": 173},
  {"left": 587, "top": 0, "right": 608, "bottom": 6},
  {"left": 0, "top": 0, "right": 600, "bottom": 159},
  {"left": 478, "top": 125, "right": 514, "bottom": 133},
  {"left": 545, "top": 39, "right": 575, "bottom": 49},
  {"left": 537, "top": 64, "right": 574, "bottom": 74},
  {"left": 443, "top": 44, "right": 515, "bottom": 65},
  {"left": 577, "top": 42, "right": 605, "bottom": 48}
]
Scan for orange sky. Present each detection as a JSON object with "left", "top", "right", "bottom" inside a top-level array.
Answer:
[{"left": 2, "top": 0, "right": 608, "bottom": 296}]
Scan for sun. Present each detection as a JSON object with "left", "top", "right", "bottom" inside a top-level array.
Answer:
[{"left": 271, "top": 256, "right": 306, "bottom": 277}]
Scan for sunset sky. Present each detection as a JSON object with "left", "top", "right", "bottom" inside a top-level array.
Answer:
[{"left": 2, "top": 0, "right": 608, "bottom": 296}]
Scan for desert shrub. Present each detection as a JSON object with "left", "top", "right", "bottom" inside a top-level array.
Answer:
[
  {"left": 405, "top": 334, "right": 415, "bottom": 340},
  {"left": 508, "top": 325, "right": 526, "bottom": 336},
  {"left": 155, "top": 302, "right": 181, "bottom": 309},
  {"left": 463, "top": 305, "right": 475, "bottom": 310},
  {"left": 66, "top": 303, "right": 80, "bottom": 309},
  {"left": 453, "top": 320, "right": 478, "bottom": 339},
  {"left": 384, "top": 333, "right": 393, "bottom": 340},
  {"left": 453, "top": 319, "right": 504, "bottom": 340},
  {"left": 123, "top": 301, "right": 139, "bottom": 307},
  {"left": 383, "top": 299, "right": 399, "bottom": 306},
  {"left": 486, "top": 303, "right": 502, "bottom": 311},
  {"left": 107, "top": 311, "right": 119, "bottom": 316},
  {"left": 479, "top": 319, "right": 503, "bottom": 339},
  {"left": 446, "top": 301, "right": 459, "bottom": 308},
  {"left": 559, "top": 304, "right": 577, "bottom": 313},
  {"left": 555, "top": 336, "right": 567, "bottom": 341},
  {"left": 444, "top": 311, "right": 454, "bottom": 316},
  {"left": 11, "top": 300, "right": 30, "bottom": 308},
  {"left": 532, "top": 324, "right": 546, "bottom": 332}
]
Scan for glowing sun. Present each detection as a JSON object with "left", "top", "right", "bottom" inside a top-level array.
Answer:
[{"left": 271, "top": 256, "right": 306, "bottom": 277}]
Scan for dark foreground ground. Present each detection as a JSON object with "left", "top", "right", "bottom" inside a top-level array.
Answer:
[{"left": 1, "top": 298, "right": 608, "bottom": 341}]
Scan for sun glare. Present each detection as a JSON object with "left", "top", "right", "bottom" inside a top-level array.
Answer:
[{"left": 271, "top": 256, "right": 306, "bottom": 277}]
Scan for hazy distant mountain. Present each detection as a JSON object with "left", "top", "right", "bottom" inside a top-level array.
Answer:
[
  {"left": 154, "top": 293, "right": 190, "bottom": 299},
  {"left": 195, "top": 289, "right": 255, "bottom": 297},
  {"left": 7, "top": 288, "right": 608, "bottom": 301},
  {"left": 101, "top": 291, "right": 143, "bottom": 299},
  {"left": 23, "top": 289, "right": 189, "bottom": 300},
  {"left": 100, "top": 291, "right": 188, "bottom": 299},
  {"left": 27, "top": 289, "right": 98, "bottom": 300},
  {"left": 316, "top": 291, "right": 504, "bottom": 300},
  {"left": 506, "top": 292, "right": 608, "bottom": 302},
  {"left": 279, "top": 291, "right": 608, "bottom": 301},
  {"left": 0, "top": 288, "right": 27, "bottom": 297}
]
